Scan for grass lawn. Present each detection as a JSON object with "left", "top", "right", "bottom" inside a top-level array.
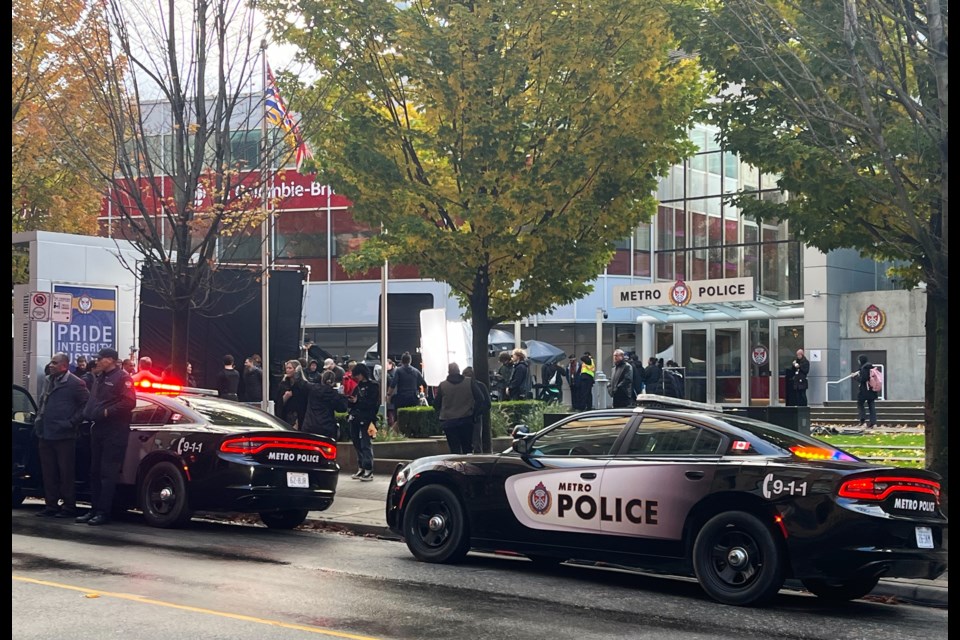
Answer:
[{"left": 817, "top": 432, "right": 925, "bottom": 469}]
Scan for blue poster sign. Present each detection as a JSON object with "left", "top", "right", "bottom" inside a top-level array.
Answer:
[{"left": 52, "top": 285, "right": 117, "bottom": 362}]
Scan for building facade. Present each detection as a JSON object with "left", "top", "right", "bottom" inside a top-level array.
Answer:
[{"left": 91, "top": 112, "right": 922, "bottom": 407}]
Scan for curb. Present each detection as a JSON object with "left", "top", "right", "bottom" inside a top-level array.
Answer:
[{"left": 305, "top": 515, "right": 948, "bottom": 608}]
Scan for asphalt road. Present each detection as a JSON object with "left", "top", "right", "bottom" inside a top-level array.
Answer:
[{"left": 12, "top": 509, "right": 948, "bottom": 640}]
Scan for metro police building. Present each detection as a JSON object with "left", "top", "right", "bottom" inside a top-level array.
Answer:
[{"left": 14, "top": 122, "right": 925, "bottom": 406}]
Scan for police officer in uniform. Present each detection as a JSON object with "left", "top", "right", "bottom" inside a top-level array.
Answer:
[{"left": 76, "top": 347, "right": 136, "bottom": 526}]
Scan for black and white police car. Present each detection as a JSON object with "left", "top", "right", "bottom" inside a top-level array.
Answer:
[
  {"left": 13, "top": 382, "right": 339, "bottom": 529},
  {"left": 386, "top": 396, "right": 947, "bottom": 606}
]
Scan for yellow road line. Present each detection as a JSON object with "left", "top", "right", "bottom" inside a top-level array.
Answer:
[{"left": 12, "top": 575, "right": 384, "bottom": 640}]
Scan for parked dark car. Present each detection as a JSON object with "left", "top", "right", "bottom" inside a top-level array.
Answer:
[
  {"left": 386, "top": 400, "right": 947, "bottom": 606},
  {"left": 13, "top": 382, "right": 339, "bottom": 529}
]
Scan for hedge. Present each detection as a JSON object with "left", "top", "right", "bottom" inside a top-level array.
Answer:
[{"left": 395, "top": 400, "right": 547, "bottom": 439}]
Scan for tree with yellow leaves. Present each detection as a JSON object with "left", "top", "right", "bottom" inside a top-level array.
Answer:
[{"left": 12, "top": 0, "right": 114, "bottom": 281}]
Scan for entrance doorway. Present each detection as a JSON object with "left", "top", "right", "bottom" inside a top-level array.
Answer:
[{"left": 665, "top": 323, "right": 748, "bottom": 405}]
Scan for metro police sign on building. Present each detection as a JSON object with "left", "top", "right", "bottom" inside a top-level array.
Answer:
[{"left": 612, "top": 277, "right": 754, "bottom": 308}]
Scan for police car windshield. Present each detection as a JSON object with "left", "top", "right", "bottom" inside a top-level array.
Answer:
[
  {"left": 718, "top": 415, "right": 856, "bottom": 459},
  {"left": 176, "top": 397, "right": 292, "bottom": 430}
]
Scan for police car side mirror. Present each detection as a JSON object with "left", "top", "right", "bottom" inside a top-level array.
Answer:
[
  {"left": 511, "top": 424, "right": 530, "bottom": 439},
  {"left": 14, "top": 411, "right": 34, "bottom": 424},
  {"left": 511, "top": 424, "right": 532, "bottom": 455}
]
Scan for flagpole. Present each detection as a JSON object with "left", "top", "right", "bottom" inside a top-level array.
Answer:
[{"left": 260, "top": 40, "right": 271, "bottom": 412}]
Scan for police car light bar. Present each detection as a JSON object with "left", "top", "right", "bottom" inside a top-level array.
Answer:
[{"left": 133, "top": 379, "right": 182, "bottom": 395}]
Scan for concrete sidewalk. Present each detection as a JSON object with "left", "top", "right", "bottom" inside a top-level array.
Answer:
[{"left": 308, "top": 470, "right": 948, "bottom": 609}]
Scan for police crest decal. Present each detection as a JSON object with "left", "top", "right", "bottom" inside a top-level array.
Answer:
[
  {"left": 669, "top": 280, "right": 691, "bottom": 306},
  {"left": 528, "top": 481, "right": 552, "bottom": 515},
  {"left": 859, "top": 304, "right": 886, "bottom": 333}
]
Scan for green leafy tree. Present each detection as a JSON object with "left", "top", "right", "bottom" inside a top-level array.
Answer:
[
  {"left": 671, "top": 0, "right": 948, "bottom": 509},
  {"left": 266, "top": 0, "right": 704, "bottom": 450}
]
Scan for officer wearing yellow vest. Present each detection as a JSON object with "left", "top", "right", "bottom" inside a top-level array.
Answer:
[{"left": 573, "top": 353, "right": 595, "bottom": 410}]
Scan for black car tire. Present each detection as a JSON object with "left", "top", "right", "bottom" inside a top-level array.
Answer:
[
  {"left": 259, "top": 509, "right": 309, "bottom": 530},
  {"left": 402, "top": 484, "right": 470, "bottom": 564},
  {"left": 140, "top": 461, "right": 193, "bottom": 528},
  {"left": 801, "top": 576, "right": 880, "bottom": 602},
  {"left": 692, "top": 511, "right": 784, "bottom": 606}
]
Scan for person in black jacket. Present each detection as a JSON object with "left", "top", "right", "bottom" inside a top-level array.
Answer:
[
  {"left": 854, "top": 354, "right": 878, "bottom": 428},
  {"left": 301, "top": 370, "right": 348, "bottom": 439},
  {"left": 77, "top": 347, "right": 136, "bottom": 526},
  {"left": 791, "top": 349, "right": 811, "bottom": 406},
  {"left": 34, "top": 352, "right": 90, "bottom": 518},
  {"left": 215, "top": 354, "right": 240, "bottom": 401},
  {"left": 608, "top": 349, "right": 635, "bottom": 408},
  {"left": 347, "top": 364, "right": 379, "bottom": 481},
  {"left": 242, "top": 356, "right": 263, "bottom": 403},
  {"left": 643, "top": 357, "right": 662, "bottom": 395},
  {"left": 390, "top": 352, "right": 426, "bottom": 411},
  {"left": 276, "top": 360, "right": 308, "bottom": 427},
  {"left": 506, "top": 349, "right": 532, "bottom": 400}
]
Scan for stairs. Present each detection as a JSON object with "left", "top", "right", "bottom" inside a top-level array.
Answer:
[{"left": 811, "top": 401, "right": 925, "bottom": 428}]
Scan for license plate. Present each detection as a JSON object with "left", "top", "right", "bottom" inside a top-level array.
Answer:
[
  {"left": 915, "top": 526, "right": 934, "bottom": 549},
  {"left": 286, "top": 472, "right": 309, "bottom": 488}
]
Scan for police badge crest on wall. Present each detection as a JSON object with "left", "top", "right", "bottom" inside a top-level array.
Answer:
[{"left": 859, "top": 304, "right": 886, "bottom": 333}]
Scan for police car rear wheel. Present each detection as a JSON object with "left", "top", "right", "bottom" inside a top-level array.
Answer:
[
  {"left": 801, "top": 576, "right": 880, "bottom": 602},
  {"left": 403, "top": 485, "right": 470, "bottom": 564},
  {"left": 140, "top": 461, "right": 192, "bottom": 528},
  {"left": 693, "top": 511, "right": 784, "bottom": 606},
  {"left": 259, "top": 509, "right": 309, "bottom": 530}
]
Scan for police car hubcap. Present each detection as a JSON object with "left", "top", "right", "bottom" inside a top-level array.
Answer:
[
  {"left": 428, "top": 515, "right": 445, "bottom": 531},
  {"left": 727, "top": 547, "right": 749, "bottom": 568},
  {"left": 160, "top": 487, "right": 175, "bottom": 502}
]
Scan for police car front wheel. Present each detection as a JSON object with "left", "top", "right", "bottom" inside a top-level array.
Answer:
[
  {"left": 402, "top": 485, "right": 470, "bottom": 564},
  {"left": 140, "top": 461, "right": 193, "bottom": 529},
  {"left": 692, "top": 511, "right": 785, "bottom": 606}
]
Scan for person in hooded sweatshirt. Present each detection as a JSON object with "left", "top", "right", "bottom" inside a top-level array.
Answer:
[
  {"left": 300, "top": 370, "right": 348, "bottom": 440},
  {"left": 434, "top": 362, "right": 477, "bottom": 454}
]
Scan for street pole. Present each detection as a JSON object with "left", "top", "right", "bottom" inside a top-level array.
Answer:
[
  {"left": 259, "top": 41, "right": 271, "bottom": 412},
  {"left": 380, "top": 224, "right": 389, "bottom": 420},
  {"left": 595, "top": 307, "right": 609, "bottom": 408}
]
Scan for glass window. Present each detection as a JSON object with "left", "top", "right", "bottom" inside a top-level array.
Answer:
[
  {"left": 131, "top": 399, "right": 170, "bottom": 426},
  {"left": 707, "top": 151, "right": 722, "bottom": 178},
  {"left": 633, "top": 224, "right": 651, "bottom": 278},
  {"left": 176, "top": 396, "right": 293, "bottom": 429},
  {"left": 626, "top": 417, "right": 722, "bottom": 455},
  {"left": 723, "top": 152, "right": 738, "bottom": 179},
  {"left": 531, "top": 415, "right": 630, "bottom": 457},
  {"left": 608, "top": 236, "right": 631, "bottom": 275},
  {"left": 687, "top": 168, "right": 707, "bottom": 198},
  {"left": 740, "top": 163, "right": 759, "bottom": 192},
  {"left": 230, "top": 130, "right": 261, "bottom": 169}
]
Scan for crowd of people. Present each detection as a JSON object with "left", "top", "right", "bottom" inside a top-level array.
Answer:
[{"left": 32, "top": 340, "right": 842, "bottom": 523}]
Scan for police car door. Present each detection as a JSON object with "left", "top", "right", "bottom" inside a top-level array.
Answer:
[
  {"left": 502, "top": 413, "right": 632, "bottom": 540},
  {"left": 598, "top": 415, "right": 723, "bottom": 550}
]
